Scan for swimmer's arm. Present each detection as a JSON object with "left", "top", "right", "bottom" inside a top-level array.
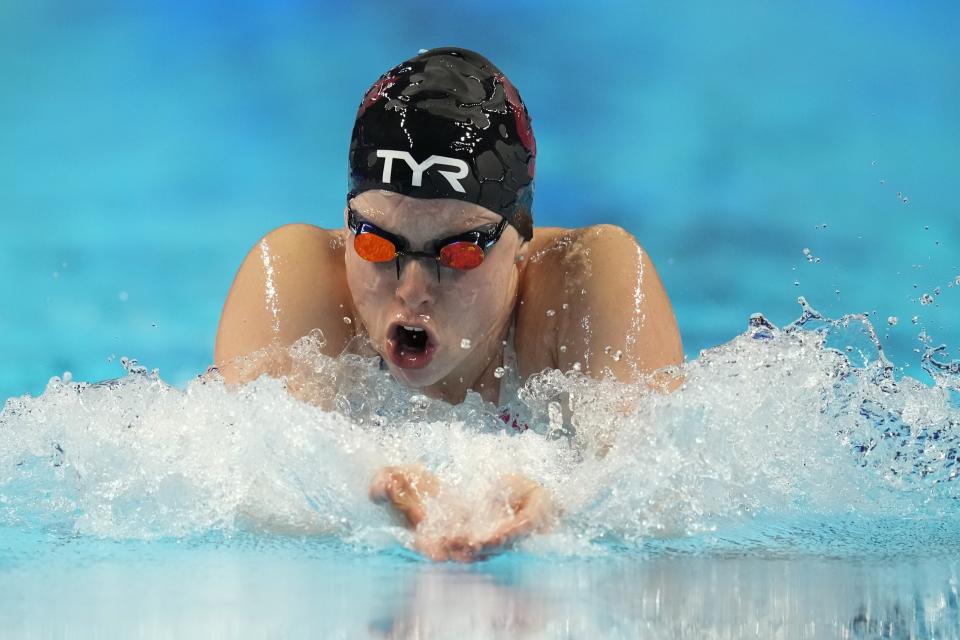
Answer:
[
  {"left": 214, "top": 223, "right": 355, "bottom": 387},
  {"left": 554, "top": 224, "right": 683, "bottom": 384}
]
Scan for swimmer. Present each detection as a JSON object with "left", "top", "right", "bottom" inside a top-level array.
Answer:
[{"left": 215, "top": 47, "right": 682, "bottom": 560}]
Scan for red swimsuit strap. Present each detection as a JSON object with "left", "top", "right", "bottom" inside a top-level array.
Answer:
[{"left": 499, "top": 408, "right": 529, "bottom": 432}]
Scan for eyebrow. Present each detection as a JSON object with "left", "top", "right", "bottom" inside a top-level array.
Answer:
[{"left": 349, "top": 207, "right": 499, "bottom": 242}]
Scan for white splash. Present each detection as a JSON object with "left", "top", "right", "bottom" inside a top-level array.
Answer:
[{"left": 2, "top": 302, "right": 959, "bottom": 556}]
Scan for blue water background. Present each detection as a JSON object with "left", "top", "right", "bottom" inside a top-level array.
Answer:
[{"left": 2, "top": 1, "right": 959, "bottom": 399}]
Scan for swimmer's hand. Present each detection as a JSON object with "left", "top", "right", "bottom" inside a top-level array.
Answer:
[
  {"left": 369, "top": 467, "right": 557, "bottom": 562},
  {"left": 369, "top": 464, "right": 442, "bottom": 528}
]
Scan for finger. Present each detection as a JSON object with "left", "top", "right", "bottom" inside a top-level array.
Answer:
[{"left": 368, "top": 466, "right": 400, "bottom": 503}]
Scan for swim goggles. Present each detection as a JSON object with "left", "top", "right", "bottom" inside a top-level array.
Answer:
[{"left": 347, "top": 207, "right": 508, "bottom": 280}]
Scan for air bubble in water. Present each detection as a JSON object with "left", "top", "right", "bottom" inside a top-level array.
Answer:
[
  {"left": 559, "top": 345, "right": 567, "bottom": 353},
  {"left": 912, "top": 315, "right": 919, "bottom": 324},
  {"left": 408, "top": 394, "right": 429, "bottom": 410},
  {"left": 562, "top": 303, "right": 569, "bottom": 310},
  {"left": 546, "top": 309, "right": 556, "bottom": 317},
  {"left": 612, "top": 350, "right": 623, "bottom": 362},
  {"left": 547, "top": 401, "right": 563, "bottom": 434},
  {"left": 887, "top": 316, "right": 898, "bottom": 326},
  {"left": 920, "top": 294, "right": 934, "bottom": 306},
  {"left": 493, "top": 367, "right": 506, "bottom": 379},
  {"left": 342, "top": 317, "right": 352, "bottom": 325},
  {"left": 460, "top": 338, "right": 472, "bottom": 349},
  {"left": 118, "top": 291, "right": 129, "bottom": 302}
]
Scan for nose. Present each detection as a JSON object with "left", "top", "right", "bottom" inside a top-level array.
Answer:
[{"left": 394, "top": 256, "right": 436, "bottom": 310}]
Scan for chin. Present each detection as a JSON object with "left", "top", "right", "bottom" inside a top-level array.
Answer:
[{"left": 386, "top": 360, "right": 449, "bottom": 389}]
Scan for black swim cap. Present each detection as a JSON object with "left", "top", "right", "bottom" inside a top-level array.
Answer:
[{"left": 348, "top": 47, "right": 536, "bottom": 240}]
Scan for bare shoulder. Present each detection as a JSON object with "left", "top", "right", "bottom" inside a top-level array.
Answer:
[
  {"left": 515, "top": 224, "right": 682, "bottom": 381},
  {"left": 214, "top": 223, "right": 355, "bottom": 383}
]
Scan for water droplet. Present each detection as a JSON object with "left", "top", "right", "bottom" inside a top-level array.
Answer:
[
  {"left": 342, "top": 316, "right": 352, "bottom": 324},
  {"left": 561, "top": 303, "right": 569, "bottom": 310},
  {"left": 571, "top": 362, "right": 582, "bottom": 372},
  {"left": 604, "top": 346, "right": 612, "bottom": 355},
  {"left": 460, "top": 338, "right": 472, "bottom": 349},
  {"left": 612, "top": 350, "right": 623, "bottom": 362},
  {"left": 934, "top": 287, "right": 941, "bottom": 296},
  {"left": 559, "top": 345, "right": 567, "bottom": 353},
  {"left": 546, "top": 309, "right": 556, "bottom": 317},
  {"left": 494, "top": 366, "right": 506, "bottom": 379},
  {"left": 62, "top": 371, "right": 73, "bottom": 384},
  {"left": 912, "top": 315, "right": 919, "bottom": 324},
  {"left": 793, "top": 280, "right": 800, "bottom": 287},
  {"left": 887, "top": 316, "right": 898, "bottom": 326},
  {"left": 920, "top": 293, "right": 934, "bottom": 305}
]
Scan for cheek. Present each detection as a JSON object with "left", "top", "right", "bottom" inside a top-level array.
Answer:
[
  {"left": 441, "top": 262, "right": 517, "bottom": 330},
  {"left": 345, "top": 255, "right": 393, "bottom": 320}
]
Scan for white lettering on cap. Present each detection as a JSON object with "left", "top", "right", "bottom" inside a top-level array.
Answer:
[{"left": 376, "top": 150, "right": 469, "bottom": 193}]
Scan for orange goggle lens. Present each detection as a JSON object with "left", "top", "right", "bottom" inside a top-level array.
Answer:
[
  {"left": 354, "top": 232, "right": 397, "bottom": 262},
  {"left": 439, "top": 242, "right": 485, "bottom": 270}
]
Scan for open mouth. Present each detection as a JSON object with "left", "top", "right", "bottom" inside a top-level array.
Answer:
[{"left": 386, "top": 323, "right": 437, "bottom": 370}]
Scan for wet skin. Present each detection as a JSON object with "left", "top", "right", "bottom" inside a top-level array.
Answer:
[{"left": 214, "top": 190, "right": 683, "bottom": 559}]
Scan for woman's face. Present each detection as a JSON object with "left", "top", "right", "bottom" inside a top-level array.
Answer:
[{"left": 344, "top": 191, "right": 524, "bottom": 392}]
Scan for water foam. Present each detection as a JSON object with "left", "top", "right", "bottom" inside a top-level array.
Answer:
[{"left": 2, "top": 301, "right": 959, "bottom": 556}]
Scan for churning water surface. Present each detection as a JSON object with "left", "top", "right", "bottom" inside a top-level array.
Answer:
[{"left": 2, "top": 300, "right": 960, "bottom": 637}]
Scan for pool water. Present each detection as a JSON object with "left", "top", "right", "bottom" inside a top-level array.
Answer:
[
  {"left": 4, "top": 309, "right": 960, "bottom": 636},
  {"left": 3, "top": 1, "right": 960, "bottom": 637}
]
